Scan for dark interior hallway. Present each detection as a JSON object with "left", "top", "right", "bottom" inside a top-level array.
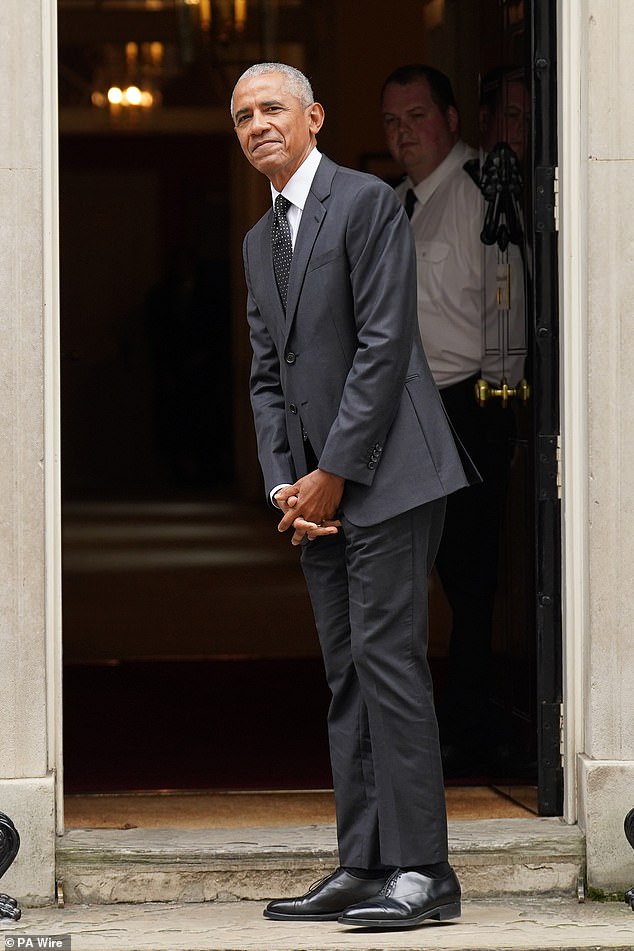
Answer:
[{"left": 62, "top": 499, "right": 536, "bottom": 795}]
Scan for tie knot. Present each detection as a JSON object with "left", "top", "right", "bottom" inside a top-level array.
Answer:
[
  {"left": 404, "top": 188, "right": 418, "bottom": 220},
  {"left": 275, "top": 194, "right": 291, "bottom": 215}
]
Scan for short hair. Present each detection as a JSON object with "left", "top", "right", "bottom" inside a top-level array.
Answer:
[
  {"left": 230, "top": 63, "right": 314, "bottom": 118},
  {"left": 479, "top": 66, "right": 527, "bottom": 114},
  {"left": 380, "top": 64, "right": 458, "bottom": 115}
]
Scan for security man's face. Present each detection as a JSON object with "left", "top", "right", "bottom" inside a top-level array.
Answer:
[{"left": 382, "top": 77, "right": 459, "bottom": 185}]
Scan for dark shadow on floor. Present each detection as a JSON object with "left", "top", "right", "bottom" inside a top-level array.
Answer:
[{"left": 63, "top": 657, "right": 333, "bottom": 793}]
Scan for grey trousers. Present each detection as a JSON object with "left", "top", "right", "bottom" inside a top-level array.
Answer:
[{"left": 300, "top": 498, "right": 447, "bottom": 869}]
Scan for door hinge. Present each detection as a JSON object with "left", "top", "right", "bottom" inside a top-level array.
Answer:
[
  {"left": 559, "top": 701, "right": 565, "bottom": 764},
  {"left": 540, "top": 701, "right": 563, "bottom": 769},
  {"left": 535, "top": 166, "right": 558, "bottom": 233},
  {"left": 537, "top": 434, "right": 561, "bottom": 501}
]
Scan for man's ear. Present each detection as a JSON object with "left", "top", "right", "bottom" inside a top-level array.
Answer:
[
  {"left": 446, "top": 105, "right": 460, "bottom": 135},
  {"left": 308, "top": 101, "right": 325, "bottom": 135},
  {"left": 478, "top": 104, "right": 490, "bottom": 137}
]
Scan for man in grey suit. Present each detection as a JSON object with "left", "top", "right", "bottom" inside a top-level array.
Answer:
[{"left": 231, "top": 62, "right": 472, "bottom": 930}]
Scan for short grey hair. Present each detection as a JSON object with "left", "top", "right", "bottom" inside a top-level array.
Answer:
[{"left": 230, "top": 63, "right": 314, "bottom": 118}]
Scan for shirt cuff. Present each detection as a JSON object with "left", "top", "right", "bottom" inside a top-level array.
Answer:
[{"left": 270, "top": 483, "right": 293, "bottom": 508}]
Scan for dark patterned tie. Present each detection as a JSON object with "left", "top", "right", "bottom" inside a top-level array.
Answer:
[
  {"left": 272, "top": 194, "right": 293, "bottom": 308},
  {"left": 404, "top": 188, "right": 418, "bottom": 219}
]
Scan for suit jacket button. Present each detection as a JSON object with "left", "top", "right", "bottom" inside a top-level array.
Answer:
[
  {"left": 368, "top": 461, "right": 376, "bottom": 470},
  {"left": 285, "top": 351, "right": 296, "bottom": 364},
  {"left": 289, "top": 403, "right": 298, "bottom": 414}
]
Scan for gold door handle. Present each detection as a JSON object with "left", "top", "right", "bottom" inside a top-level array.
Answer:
[{"left": 475, "top": 376, "right": 531, "bottom": 409}]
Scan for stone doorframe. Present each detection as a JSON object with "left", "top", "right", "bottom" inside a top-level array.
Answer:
[
  {"left": 559, "top": 0, "right": 634, "bottom": 892},
  {"left": 552, "top": 1, "right": 634, "bottom": 893},
  {"left": 43, "top": 0, "right": 65, "bottom": 836},
  {"left": 558, "top": 0, "right": 586, "bottom": 826},
  {"left": 0, "top": 0, "right": 62, "bottom": 906}
]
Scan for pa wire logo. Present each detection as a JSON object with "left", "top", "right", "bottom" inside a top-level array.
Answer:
[{"left": 4, "top": 938, "right": 71, "bottom": 949}]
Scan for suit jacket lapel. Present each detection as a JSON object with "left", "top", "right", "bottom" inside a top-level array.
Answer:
[{"left": 284, "top": 156, "right": 336, "bottom": 340}]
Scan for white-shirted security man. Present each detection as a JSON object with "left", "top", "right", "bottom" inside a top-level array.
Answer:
[{"left": 381, "top": 64, "right": 521, "bottom": 774}]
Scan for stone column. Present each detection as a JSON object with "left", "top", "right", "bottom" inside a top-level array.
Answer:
[
  {"left": 0, "top": 0, "right": 59, "bottom": 905},
  {"left": 578, "top": 0, "right": 634, "bottom": 893}
]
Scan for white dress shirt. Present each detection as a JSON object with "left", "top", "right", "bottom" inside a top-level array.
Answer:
[
  {"left": 270, "top": 146, "right": 322, "bottom": 249},
  {"left": 269, "top": 147, "right": 322, "bottom": 504},
  {"left": 397, "top": 140, "right": 526, "bottom": 389}
]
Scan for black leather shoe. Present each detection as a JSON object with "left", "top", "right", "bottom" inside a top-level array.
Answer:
[
  {"left": 338, "top": 867, "right": 461, "bottom": 929},
  {"left": 263, "top": 867, "right": 388, "bottom": 921}
]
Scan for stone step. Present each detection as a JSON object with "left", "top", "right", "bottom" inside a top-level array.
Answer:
[{"left": 56, "top": 818, "right": 585, "bottom": 905}]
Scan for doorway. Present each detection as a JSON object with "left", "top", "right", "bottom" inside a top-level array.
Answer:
[{"left": 58, "top": 0, "right": 561, "bottom": 814}]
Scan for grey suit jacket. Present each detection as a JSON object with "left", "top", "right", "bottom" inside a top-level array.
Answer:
[{"left": 243, "top": 154, "right": 473, "bottom": 527}]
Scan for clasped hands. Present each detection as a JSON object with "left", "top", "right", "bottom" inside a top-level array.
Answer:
[{"left": 275, "top": 469, "right": 344, "bottom": 546}]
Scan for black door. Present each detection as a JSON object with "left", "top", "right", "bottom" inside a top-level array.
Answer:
[
  {"left": 426, "top": 0, "right": 562, "bottom": 814},
  {"left": 529, "top": 0, "right": 563, "bottom": 816},
  {"left": 478, "top": 0, "right": 563, "bottom": 814}
]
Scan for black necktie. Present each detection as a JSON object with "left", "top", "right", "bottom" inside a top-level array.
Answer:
[
  {"left": 272, "top": 194, "right": 293, "bottom": 308},
  {"left": 404, "top": 188, "right": 418, "bottom": 220}
]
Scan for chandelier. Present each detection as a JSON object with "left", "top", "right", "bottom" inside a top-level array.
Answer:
[{"left": 79, "top": 0, "right": 266, "bottom": 120}]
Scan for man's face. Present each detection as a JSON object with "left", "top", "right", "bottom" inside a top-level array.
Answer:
[
  {"left": 232, "top": 71, "right": 324, "bottom": 191},
  {"left": 382, "top": 78, "right": 459, "bottom": 185}
]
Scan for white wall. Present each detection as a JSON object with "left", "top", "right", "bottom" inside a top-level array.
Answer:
[
  {"left": 569, "top": 0, "right": 634, "bottom": 892},
  {"left": 0, "top": 0, "right": 59, "bottom": 904}
]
